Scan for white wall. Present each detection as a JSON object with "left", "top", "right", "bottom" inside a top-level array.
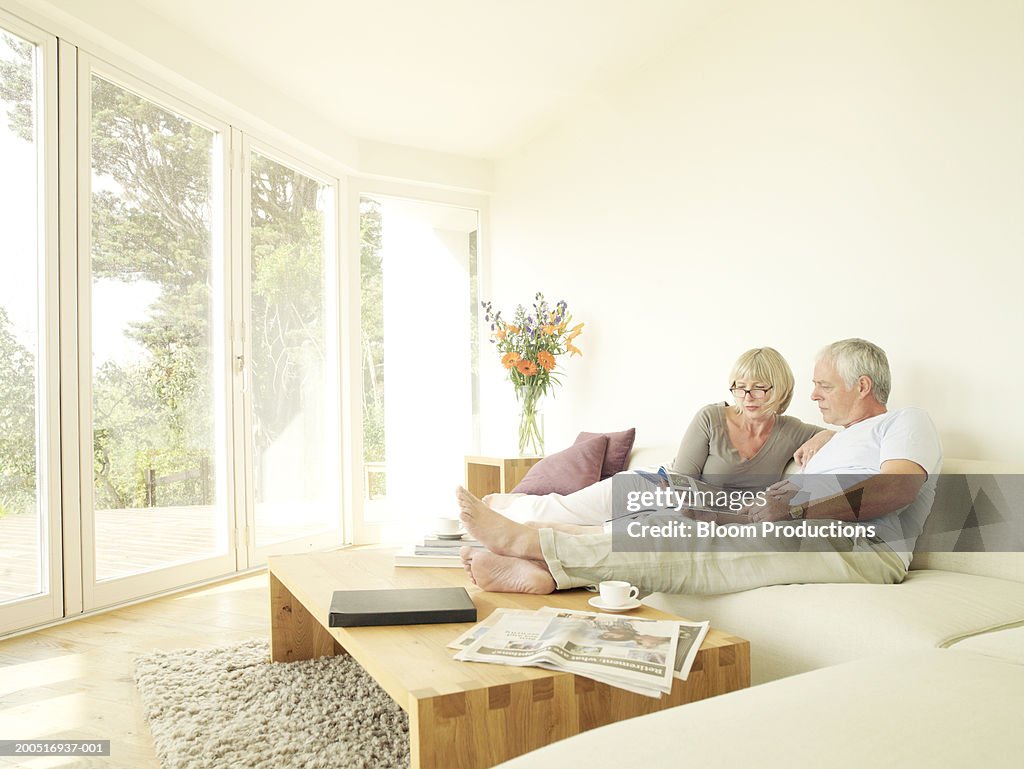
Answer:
[{"left": 486, "top": 0, "right": 1024, "bottom": 462}]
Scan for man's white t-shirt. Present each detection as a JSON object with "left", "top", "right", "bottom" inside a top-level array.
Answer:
[{"left": 801, "top": 407, "right": 943, "bottom": 566}]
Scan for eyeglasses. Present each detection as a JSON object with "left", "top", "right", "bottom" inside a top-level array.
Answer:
[{"left": 730, "top": 386, "right": 773, "bottom": 400}]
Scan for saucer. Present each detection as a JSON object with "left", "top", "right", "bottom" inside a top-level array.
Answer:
[
  {"left": 434, "top": 531, "right": 466, "bottom": 540},
  {"left": 588, "top": 596, "right": 642, "bottom": 613}
]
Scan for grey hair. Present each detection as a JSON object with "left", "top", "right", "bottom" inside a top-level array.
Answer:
[{"left": 816, "top": 338, "right": 891, "bottom": 406}]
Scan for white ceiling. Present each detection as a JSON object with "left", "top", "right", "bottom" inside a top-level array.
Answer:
[{"left": 111, "top": 0, "right": 710, "bottom": 159}]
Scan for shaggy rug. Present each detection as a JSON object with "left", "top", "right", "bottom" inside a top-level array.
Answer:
[{"left": 133, "top": 640, "right": 409, "bottom": 769}]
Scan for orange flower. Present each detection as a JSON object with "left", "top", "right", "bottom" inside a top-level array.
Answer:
[
  {"left": 542, "top": 324, "right": 556, "bottom": 336},
  {"left": 493, "top": 328, "right": 507, "bottom": 341},
  {"left": 502, "top": 352, "right": 521, "bottom": 369},
  {"left": 567, "top": 341, "right": 582, "bottom": 357},
  {"left": 507, "top": 325, "right": 520, "bottom": 334},
  {"left": 537, "top": 350, "right": 556, "bottom": 371},
  {"left": 516, "top": 359, "right": 538, "bottom": 376}
]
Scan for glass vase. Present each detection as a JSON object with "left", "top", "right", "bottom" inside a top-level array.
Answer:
[{"left": 516, "top": 390, "right": 544, "bottom": 457}]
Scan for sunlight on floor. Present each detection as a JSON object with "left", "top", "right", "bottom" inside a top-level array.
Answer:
[
  {"left": 0, "top": 653, "right": 86, "bottom": 696},
  {"left": 170, "top": 573, "right": 267, "bottom": 601}
]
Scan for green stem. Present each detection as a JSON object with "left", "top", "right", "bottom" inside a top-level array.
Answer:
[{"left": 516, "top": 385, "right": 544, "bottom": 456}]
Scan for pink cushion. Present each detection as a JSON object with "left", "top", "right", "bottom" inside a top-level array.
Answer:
[
  {"left": 575, "top": 428, "right": 636, "bottom": 479},
  {"left": 512, "top": 435, "right": 609, "bottom": 495}
]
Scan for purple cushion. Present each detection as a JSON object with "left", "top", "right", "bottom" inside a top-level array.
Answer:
[
  {"left": 512, "top": 435, "right": 609, "bottom": 495},
  {"left": 575, "top": 428, "right": 636, "bottom": 479}
]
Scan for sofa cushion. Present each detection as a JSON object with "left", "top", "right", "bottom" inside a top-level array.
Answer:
[
  {"left": 511, "top": 435, "right": 608, "bottom": 495},
  {"left": 911, "top": 552, "right": 1024, "bottom": 583},
  {"left": 493, "top": 650, "right": 1024, "bottom": 769},
  {"left": 644, "top": 569, "right": 1024, "bottom": 684},
  {"left": 948, "top": 625, "right": 1024, "bottom": 665},
  {"left": 575, "top": 428, "right": 635, "bottom": 479}
]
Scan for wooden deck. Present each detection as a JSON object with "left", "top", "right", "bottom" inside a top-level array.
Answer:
[{"left": 0, "top": 507, "right": 328, "bottom": 604}]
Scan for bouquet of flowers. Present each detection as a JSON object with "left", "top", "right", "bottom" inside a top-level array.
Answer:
[{"left": 481, "top": 292, "right": 584, "bottom": 456}]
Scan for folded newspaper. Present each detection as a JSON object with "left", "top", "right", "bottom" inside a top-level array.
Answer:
[{"left": 449, "top": 607, "right": 710, "bottom": 698}]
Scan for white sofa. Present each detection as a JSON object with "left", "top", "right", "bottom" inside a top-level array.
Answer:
[{"left": 493, "top": 452, "right": 1024, "bottom": 769}]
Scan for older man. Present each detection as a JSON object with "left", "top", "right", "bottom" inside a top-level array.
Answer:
[{"left": 457, "top": 338, "right": 942, "bottom": 595}]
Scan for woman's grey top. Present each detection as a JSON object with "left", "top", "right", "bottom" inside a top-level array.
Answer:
[{"left": 670, "top": 402, "right": 822, "bottom": 490}]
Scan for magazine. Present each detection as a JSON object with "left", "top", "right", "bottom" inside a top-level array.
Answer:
[
  {"left": 450, "top": 606, "right": 710, "bottom": 698},
  {"left": 393, "top": 550, "right": 463, "bottom": 568},
  {"left": 421, "top": 535, "right": 483, "bottom": 549},
  {"left": 394, "top": 532, "right": 484, "bottom": 568},
  {"left": 629, "top": 467, "right": 754, "bottom": 517}
]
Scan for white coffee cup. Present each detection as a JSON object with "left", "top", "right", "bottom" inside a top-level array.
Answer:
[
  {"left": 599, "top": 580, "right": 640, "bottom": 607},
  {"left": 436, "top": 516, "right": 462, "bottom": 535}
]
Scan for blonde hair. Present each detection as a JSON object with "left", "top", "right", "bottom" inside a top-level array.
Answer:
[{"left": 729, "top": 347, "right": 795, "bottom": 415}]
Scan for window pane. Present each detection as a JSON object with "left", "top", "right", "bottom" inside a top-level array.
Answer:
[
  {"left": 250, "top": 152, "right": 337, "bottom": 546},
  {"left": 0, "top": 28, "right": 42, "bottom": 603},
  {"left": 360, "top": 199, "right": 386, "bottom": 499},
  {"left": 90, "top": 75, "right": 224, "bottom": 580},
  {"left": 359, "top": 196, "right": 479, "bottom": 526}
]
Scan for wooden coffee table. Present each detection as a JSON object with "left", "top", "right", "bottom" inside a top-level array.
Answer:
[{"left": 269, "top": 548, "right": 749, "bottom": 769}]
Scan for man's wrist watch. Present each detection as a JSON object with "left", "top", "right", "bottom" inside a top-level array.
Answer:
[{"left": 789, "top": 504, "right": 805, "bottom": 519}]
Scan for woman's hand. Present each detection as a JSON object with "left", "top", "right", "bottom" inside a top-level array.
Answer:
[{"left": 794, "top": 430, "right": 835, "bottom": 467}]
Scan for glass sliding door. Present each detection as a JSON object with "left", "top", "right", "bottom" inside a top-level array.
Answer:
[
  {"left": 247, "top": 148, "right": 340, "bottom": 554},
  {"left": 0, "top": 37, "right": 350, "bottom": 631},
  {"left": 358, "top": 195, "right": 479, "bottom": 535},
  {"left": 0, "top": 18, "right": 59, "bottom": 633},
  {"left": 83, "top": 63, "right": 232, "bottom": 605}
]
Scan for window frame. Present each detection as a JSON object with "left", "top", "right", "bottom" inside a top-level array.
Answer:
[
  {"left": 237, "top": 134, "right": 346, "bottom": 563},
  {"left": 0, "top": 8, "right": 61, "bottom": 635},
  {"left": 347, "top": 178, "right": 488, "bottom": 544},
  {"left": 75, "top": 52, "right": 236, "bottom": 610}
]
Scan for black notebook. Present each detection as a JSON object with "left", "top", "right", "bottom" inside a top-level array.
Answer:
[{"left": 328, "top": 587, "right": 477, "bottom": 627}]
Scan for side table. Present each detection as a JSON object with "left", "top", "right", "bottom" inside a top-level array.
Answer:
[{"left": 464, "top": 454, "right": 542, "bottom": 497}]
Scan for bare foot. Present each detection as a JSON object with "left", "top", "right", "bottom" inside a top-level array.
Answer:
[
  {"left": 463, "top": 549, "right": 556, "bottom": 594},
  {"left": 456, "top": 486, "right": 543, "bottom": 560},
  {"left": 460, "top": 546, "right": 477, "bottom": 585},
  {"left": 525, "top": 520, "right": 602, "bottom": 535}
]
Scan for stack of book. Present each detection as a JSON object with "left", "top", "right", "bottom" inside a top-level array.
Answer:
[{"left": 394, "top": 534, "right": 485, "bottom": 567}]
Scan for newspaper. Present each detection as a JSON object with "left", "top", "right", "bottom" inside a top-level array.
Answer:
[{"left": 449, "top": 606, "right": 710, "bottom": 698}]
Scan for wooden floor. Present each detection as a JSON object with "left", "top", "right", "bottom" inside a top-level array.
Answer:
[{"left": 0, "top": 571, "right": 270, "bottom": 769}]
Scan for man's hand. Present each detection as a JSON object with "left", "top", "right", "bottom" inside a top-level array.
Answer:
[
  {"left": 744, "top": 480, "right": 798, "bottom": 523},
  {"left": 794, "top": 430, "right": 835, "bottom": 467},
  {"left": 757, "top": 460, "right": 927, "bottom": 523}
]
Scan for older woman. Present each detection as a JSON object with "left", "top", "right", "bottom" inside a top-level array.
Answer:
[
  {"left": 486, "top": 347, "right": 831, "bottom": 530},
  {"left": 673, "top": 346, "right": 827, "bottom": 489}
]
